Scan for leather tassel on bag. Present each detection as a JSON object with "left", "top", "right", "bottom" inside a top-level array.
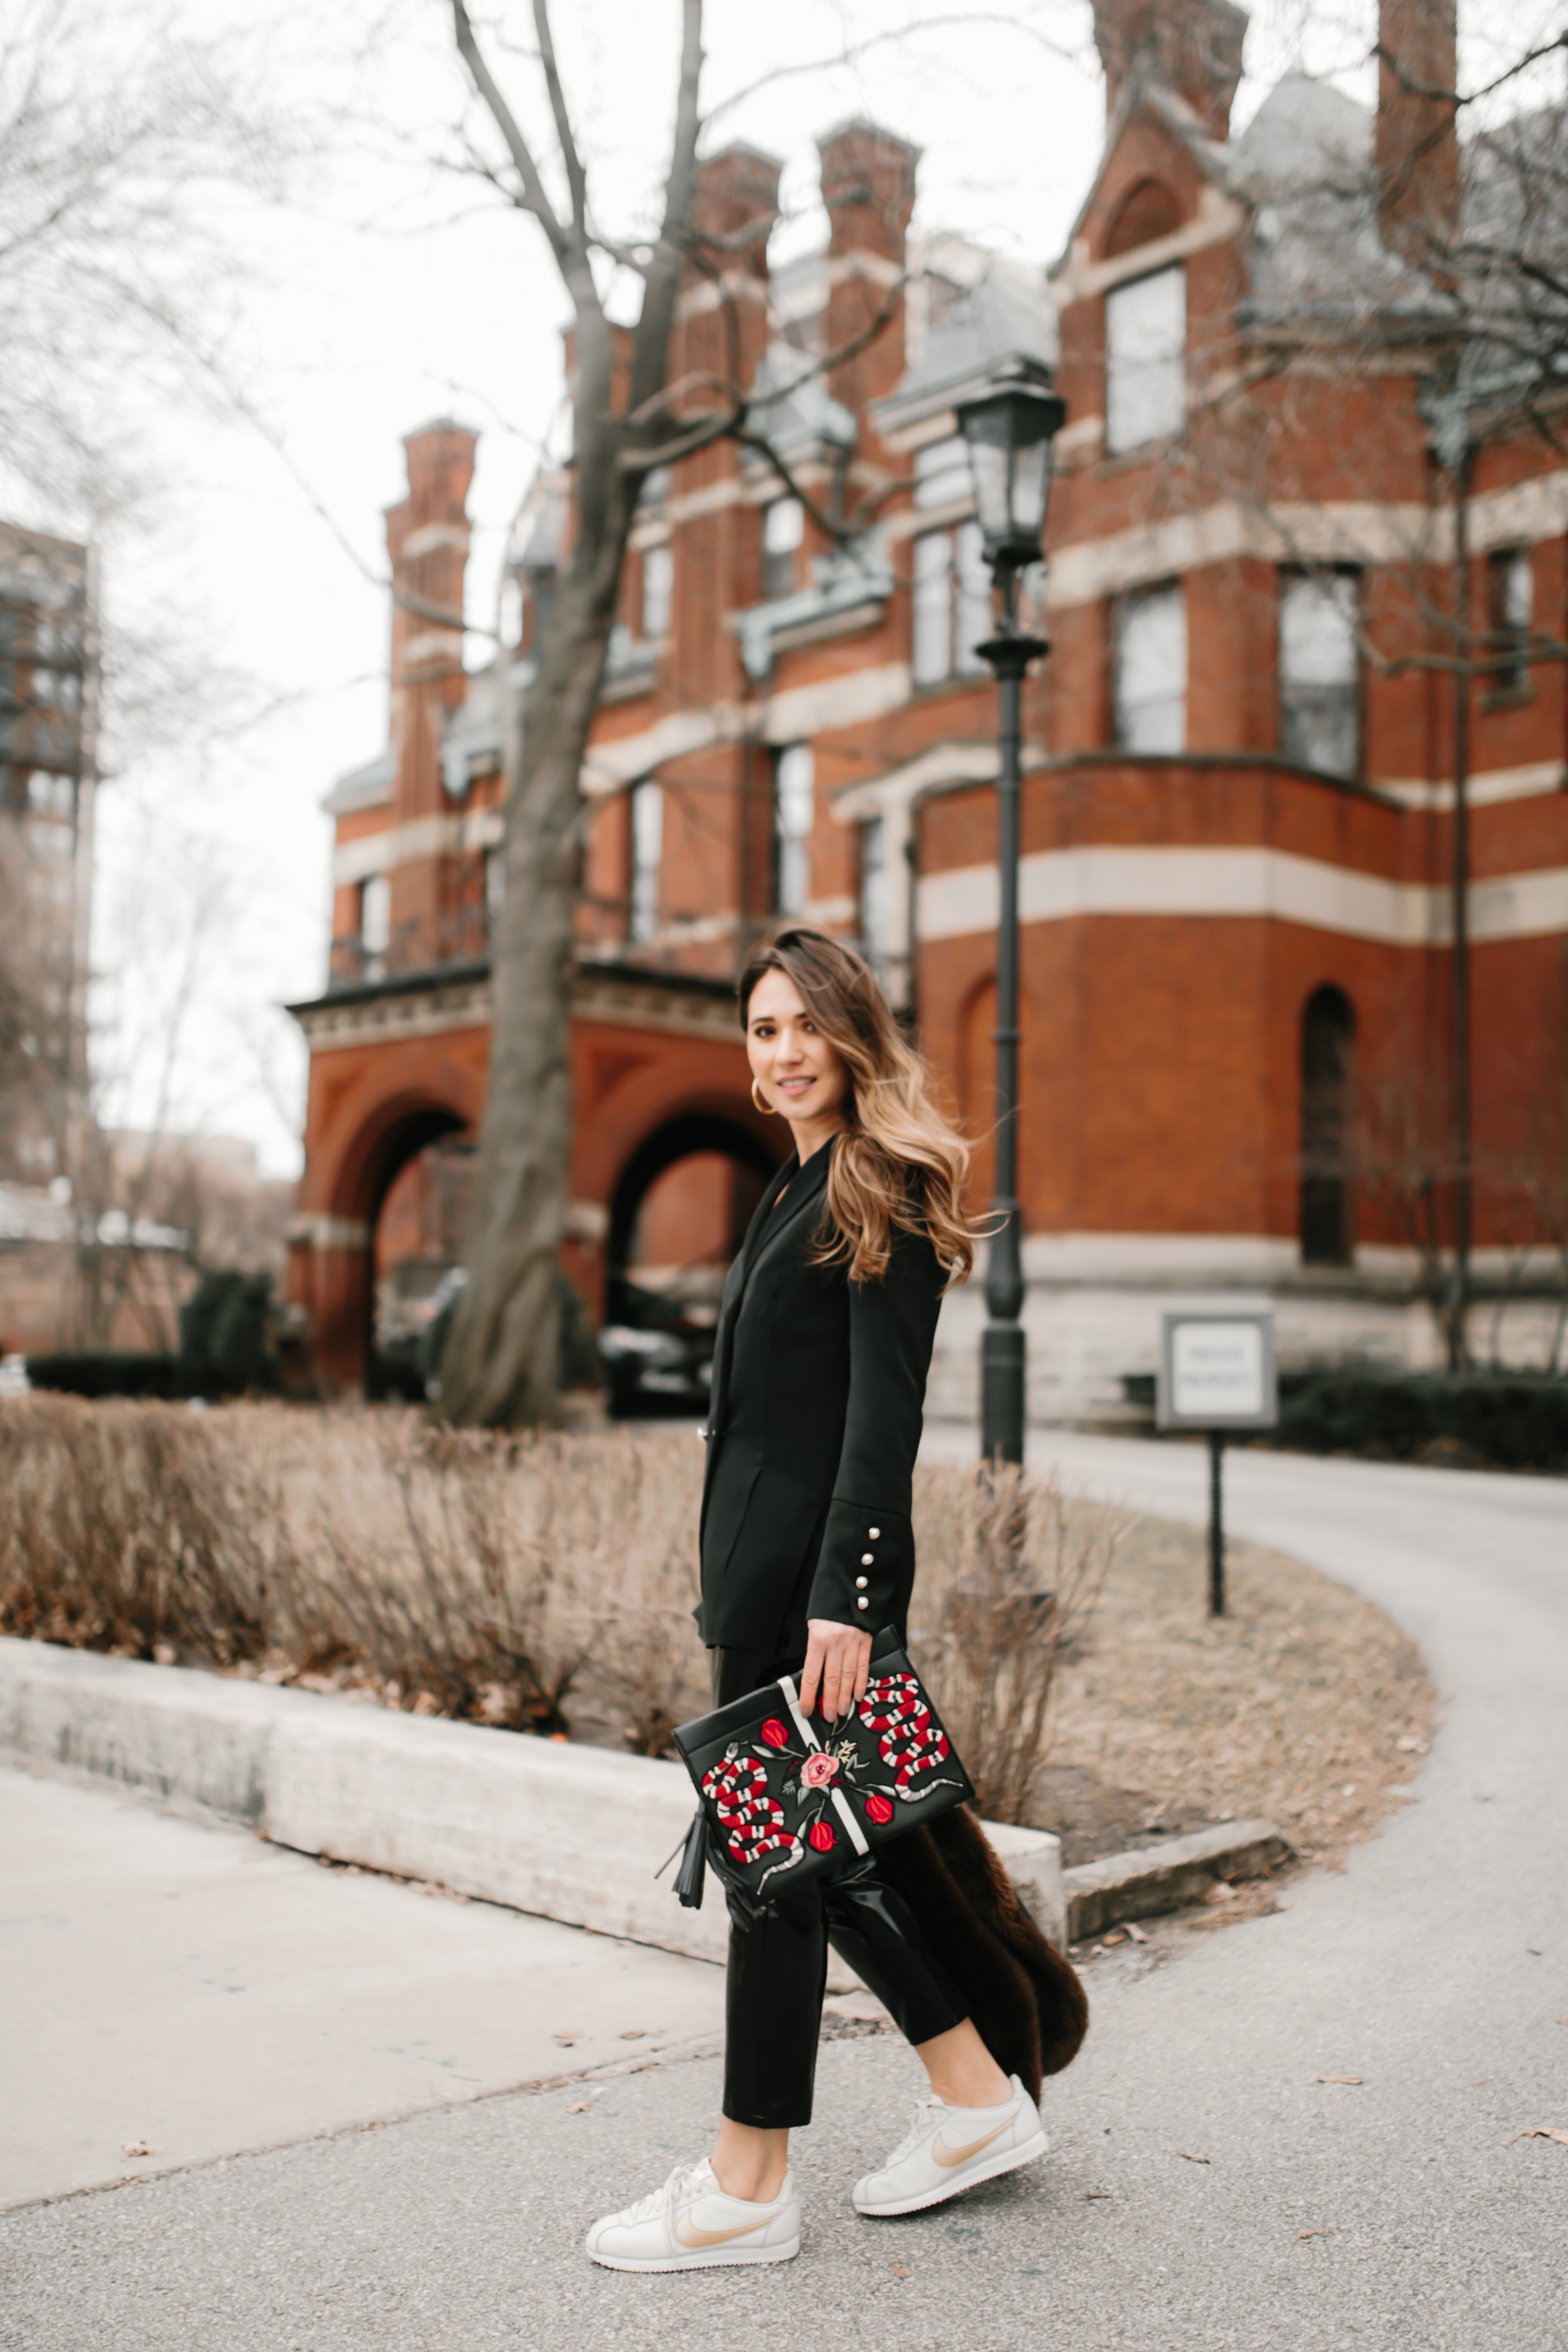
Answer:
[{"left": 668, "top": 1805, "right": 708, "bottom": 1910}]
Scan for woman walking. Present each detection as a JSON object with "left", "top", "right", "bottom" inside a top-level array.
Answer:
[{"left": 586, "top": 927, "right": 1085, "bottom": 2273}]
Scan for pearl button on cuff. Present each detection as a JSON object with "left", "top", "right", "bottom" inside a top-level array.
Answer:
[
  {"left": 861, "top": 1553, "right": 873, "bottom": 1565},
  {"left": 856, "top": 1596, "right": 869, "bottom": 1609},
  {"left": 869, "top": 1527, "right": 880, "bottom": 1539},
  {"left": 855, "top": 1576, "right": 868, "bottom": 1590}
]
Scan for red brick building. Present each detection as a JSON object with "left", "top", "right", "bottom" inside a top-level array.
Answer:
[{"left": 288, "top": 0, "right": 1568, "bottom": 1411}]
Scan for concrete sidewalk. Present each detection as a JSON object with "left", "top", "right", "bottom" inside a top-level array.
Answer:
[
  {"left": 0, "top": 1765, "right": 727, "bottom": 2209},
  {"left": 3, "top": 1440, "right": 1565, "bottom": 2351}
]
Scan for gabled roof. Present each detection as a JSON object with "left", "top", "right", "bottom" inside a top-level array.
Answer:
[{"left": 1050, "top": 69, "right": 1249, "bottom": 279}]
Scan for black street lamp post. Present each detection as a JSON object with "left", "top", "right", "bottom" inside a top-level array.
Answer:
[{"left": 956, "top": 358, "right": 1065, "bottom": 1467}]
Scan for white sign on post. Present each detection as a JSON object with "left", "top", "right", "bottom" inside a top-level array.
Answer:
[{"left": 1157, "top": 1311, "right": 1277, "bottom": 1431}]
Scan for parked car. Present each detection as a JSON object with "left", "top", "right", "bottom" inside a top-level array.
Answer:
[{"left": 600, "top": 1279, "right": 715, "bottom": 1418}]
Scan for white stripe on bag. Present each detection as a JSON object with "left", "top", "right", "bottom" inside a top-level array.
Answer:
[{"left": 830, "top": 1787, "right": 870, "bottom": 1856}]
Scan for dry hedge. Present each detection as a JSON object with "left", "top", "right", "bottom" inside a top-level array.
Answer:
[{"left": 0, "top": 1397, "right": 1126, "bottom": 1824}]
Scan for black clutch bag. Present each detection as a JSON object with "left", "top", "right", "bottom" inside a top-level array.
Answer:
[{"left": 667, "top": 1625, "right": 973, "bottom": 1909}]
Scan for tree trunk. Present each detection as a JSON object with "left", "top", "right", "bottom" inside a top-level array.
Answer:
[
  {"left": 435, "top": 0, "right": 706, "bottom": 1425},
  {"left": 435, "top": 496, "right": 634, "bottom": 1427}
]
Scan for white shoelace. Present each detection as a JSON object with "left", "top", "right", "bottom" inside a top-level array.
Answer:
[
  {"left": 614, "top": 2159, "right": 711, "bottom": 2229},
  {"left": 884, "top": 2095, "right": 949, "bottom": 2168}
]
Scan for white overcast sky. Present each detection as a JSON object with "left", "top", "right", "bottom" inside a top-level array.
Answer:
[{"left": 73, "top": 0, "right": 1521, "bottom": 1176}]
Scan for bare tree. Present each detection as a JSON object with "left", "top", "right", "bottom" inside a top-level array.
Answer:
[
  {"left": 434, "top": 3, "right": 955, "bottom": 1425},
  {"left": 0, "top": 0, "right": 300, "bottom": 526}
]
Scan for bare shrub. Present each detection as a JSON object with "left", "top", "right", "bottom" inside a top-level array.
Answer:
[
  {"left": 275, "top": 1423, "right": 582, "bottom": 1732},
  {"left": 0, "top": 1397, "right": 712, "bottom": 1742},
  {"left": 592, "top": 1600, "right": 707, "bottom": 1755},
  {"left": 222, "top": 1409, "right": 707, "bottom": 1737},
  {"left": 0, "top": 1395, "right": 272, "bottom": 1662},
  {"left": 0, "top": 1402, "right": 1113, "bottom": 1797},
  {"left": 909, "top": 1461, "right": 1125, "bottom": 1828}
]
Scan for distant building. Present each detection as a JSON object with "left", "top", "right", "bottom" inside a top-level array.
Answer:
[
  {"left": 289, "top": 0, "right": 1568, "bottom": 1411},
  {"left": 0, "top": 521, "right": 97, "bottom": 1196},
  {"left": 0, "top": 521, "right": 99, "bottom": 1358}
]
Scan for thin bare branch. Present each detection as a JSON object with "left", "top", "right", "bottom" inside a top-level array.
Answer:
[
  {"left": 705, "top": 11, "right": 1078, "bottom": 130},
  {"left": 1373, "top": 30, "right": 1568, "bottom": 112},
  {"left": 627, "top": 0, "right": 704, "bottom": 421},
  {"left": 531, "top": 0, "right": 588, "bottom": 238},
  {"left": 451, "top": 0, "right": 568, "bottom": 265}
]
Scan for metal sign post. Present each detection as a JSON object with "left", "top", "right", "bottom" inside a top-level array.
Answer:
[{"left": 1156, "top": 1312, "right": 1279, "bottom": 1617}]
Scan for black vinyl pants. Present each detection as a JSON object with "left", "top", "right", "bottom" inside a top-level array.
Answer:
[{"left": 711, "top": 1644, "right": 969, "bottom": 2130}]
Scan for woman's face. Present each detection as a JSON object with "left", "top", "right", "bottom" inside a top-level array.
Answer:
[{"left": 746, "top": 967, "right": 849, "bottom": 1141}]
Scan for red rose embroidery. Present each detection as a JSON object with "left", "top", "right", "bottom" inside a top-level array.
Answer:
[
  {"left": 759, "top": 1717, "right": 789, "bottom": 1749},
  {"left": 807, "top": 1820, "right": 836, "bottom": 1853},
  {"left": 864, "top": 1792, "right": 894, "bottom": 1826}
]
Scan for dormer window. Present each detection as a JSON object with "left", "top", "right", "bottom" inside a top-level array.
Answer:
[{"left": 1104, "top": 265, "right": 1185, "bottom": 453}]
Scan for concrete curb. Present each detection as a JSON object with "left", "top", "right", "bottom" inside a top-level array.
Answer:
[
  {"left": 0, "top": 1638, "right": 1068, "bottom": 1958},
  {"left": 1063, "top": 1819, "right": 1295, "bottom": 1941}
]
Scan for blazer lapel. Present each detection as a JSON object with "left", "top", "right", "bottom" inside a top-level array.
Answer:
[
  {"left": 704, "top": 1150, "right": 799, "bottom": 1441},
  {"left": 739, "top": 1138, "right": 831, "bottom": 1292}
]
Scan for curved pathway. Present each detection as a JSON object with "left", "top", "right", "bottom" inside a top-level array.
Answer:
[{"left": 3, "top": 1441, "right": 1565, "bottom": 2350}]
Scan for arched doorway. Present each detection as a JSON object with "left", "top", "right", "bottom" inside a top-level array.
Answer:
[
  {"left": 602, "top": 1111, "right": 779, "bottom": 1415},
  {"left": 363, "top": 1108, "right": 473, "bottom": 1399},
  {"left": 1299, "top": 985, "right": 1355, "bottom": 1265}
]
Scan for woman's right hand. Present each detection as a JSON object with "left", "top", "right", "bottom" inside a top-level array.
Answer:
[{"left": 799, "top": 1618, "right": 873, "bottom": 1722}]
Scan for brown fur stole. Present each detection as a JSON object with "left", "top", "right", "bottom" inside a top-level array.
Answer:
[{"left": 876, "top": 1805, "right": 1088, "bottom": 2104}]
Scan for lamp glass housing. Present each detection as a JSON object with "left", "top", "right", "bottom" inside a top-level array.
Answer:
[{"left": 957, "top": 368, "right": 1066, "bottom": 572}]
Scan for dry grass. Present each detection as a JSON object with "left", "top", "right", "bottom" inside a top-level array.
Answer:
[
  {"left": 1048, "top": 1514, "right": 1437, "bottom": 1876},
  {"left": 0, "top": 1399, "right": 1434, "bottom": 1880}
]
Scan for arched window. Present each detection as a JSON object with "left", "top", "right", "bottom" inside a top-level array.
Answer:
[{"left": 1299, "top": 986, "right": 1355, "bottom": 1265}]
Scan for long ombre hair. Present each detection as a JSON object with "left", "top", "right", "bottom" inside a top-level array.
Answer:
[{"left": 739, "top": 925, "right": 982, "bottom": 1287}]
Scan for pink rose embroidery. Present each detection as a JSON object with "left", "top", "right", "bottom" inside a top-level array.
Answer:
[{"left": 801, "top": 1751, "right": 838, "bottom": 1789}]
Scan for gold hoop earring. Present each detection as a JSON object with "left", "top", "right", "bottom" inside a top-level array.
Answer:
[{"left": 750, "top": 1078, "right": 777, "bottom": 1115}]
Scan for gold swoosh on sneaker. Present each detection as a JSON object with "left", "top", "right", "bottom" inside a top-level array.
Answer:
[
  {"left": 672, "top": 2210, "right": 771, "bottom": 2249},
  {"left": 932, "top": 2117, "right": 1012, "bottom": 2169}
]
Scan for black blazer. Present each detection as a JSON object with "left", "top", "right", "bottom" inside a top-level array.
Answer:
[{"left": 697, "top": 1138, "right": 946, "bottom": 1657}]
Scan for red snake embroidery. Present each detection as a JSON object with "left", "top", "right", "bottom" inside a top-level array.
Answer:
[
  {"left": 700, "top": 1748, "right": 802, "bottom": 1888},
  {"left": 857, "top": 1671, "right": 961, "bottom": 1799}
]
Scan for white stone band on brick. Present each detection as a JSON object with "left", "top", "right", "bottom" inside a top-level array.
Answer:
[{"left": 917, "top": 845, "right": 1568, "bottom": 950}]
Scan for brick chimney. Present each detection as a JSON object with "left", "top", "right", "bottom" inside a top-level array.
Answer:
[
  {"left": 817, "top": 120, "right": 919, "bottom": 418},
  {"left": 691, "top": 142, "right": 782, "bottom": 282},
  {"left": 384, "top": 420, "right": 475, "bottom": 825},
  {"left": 818, "top": 118, "right": 918, "bottom": 270},
  {"left": 1092, "top": 0, "right": 1249, "bottom": 140},
  {"left": 1375, "top": 0, "right": 1459, "bottom": 260}
]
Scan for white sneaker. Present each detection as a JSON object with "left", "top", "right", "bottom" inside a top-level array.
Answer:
[
  {"left": 852, "top": 2075, "right": 1047, "bottom": 2217},
  {"left": 585, "top": 2158, "right": 801, "bottom": 2272}
]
